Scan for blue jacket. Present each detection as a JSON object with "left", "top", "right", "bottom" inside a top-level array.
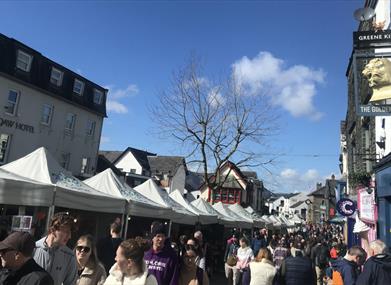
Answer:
[
  {"left": 356, "top": 254, "right": 391, "bottom": 285},
  {"left": 332, "top": 258, "right": 360, "bottom": 285}
]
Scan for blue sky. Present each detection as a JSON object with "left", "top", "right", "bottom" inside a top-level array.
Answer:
[{"left": 0, "top": 0, "right": 360, "bottom": 193}]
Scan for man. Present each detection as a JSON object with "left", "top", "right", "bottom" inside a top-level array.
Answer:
[
  {"left": 144, "top": 223, "right": 179, "bottom": 285},
  {"left": 273, "top": 238, "right": 291, "bottom": 270},
  {"left": 33, "top": 212, "right": 77, "bottom": 285},
  {"left": 259, "top": 228, "right": 268, "bottom": 249},
  {"left": 332, "top": 245, "right": 367, "bottom": 285},
  {"left": 97, "top": 222, "right": 123, "bottom": 274},
  {"left": 314, "top": 240, "right": 330, "bottom": 285},
  {"left": 277, "top": 243, "right": 316, "bottom": 285},
  {"left": 0, "top": 231, "right": 54, "bottom": 285},
  {"left": 356, "top": 239, "right": 391, "bottom": 285}
]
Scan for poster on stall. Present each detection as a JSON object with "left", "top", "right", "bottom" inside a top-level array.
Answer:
[
  {"left": 359, "top": 190, "right": 376, "bottom": 223},
  {"left": 11, "top": 215, "right": 32, "bottom": 231}
]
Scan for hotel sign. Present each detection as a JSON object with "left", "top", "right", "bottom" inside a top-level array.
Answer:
[
  {"left": 0, "top": 117, "right": 34, "bottom": 133},
  {"left": 354, "top": 30, "right": 391, "bottom": 49}
]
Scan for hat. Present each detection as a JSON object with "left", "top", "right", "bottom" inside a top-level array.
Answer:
[
  {"left": 151, "top": 224, "right": 166, "bottom": 238},
  {"left": 0, "top": 231, "right": 35, "bottom": 256}
]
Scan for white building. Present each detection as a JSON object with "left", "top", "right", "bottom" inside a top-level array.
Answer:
[{"left": 0, "top": 33, "right": 106, "bottom": 177}]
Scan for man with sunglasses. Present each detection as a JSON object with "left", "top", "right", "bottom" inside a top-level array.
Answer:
[
  {"left": 0, "top": 231, "right": 54, "bottom": 285},
  {"left": 33, "top": 212, "right": 78, "bottom": 285}
]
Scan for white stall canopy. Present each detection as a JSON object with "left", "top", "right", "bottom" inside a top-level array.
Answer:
[
  {"left": 169, "top": 190, "right": 218, "bottom": 225},
  {"left": 229, "top": 204, "right": 264, "bottom": 228},
  {"left": 190, "top": 198, "right": 236, "bottom": 227},
  {"left": 134, "top": 179, "right": 198, "bottom": 225},
  {"left": 84, "top": 169, "right": 172, "bottom": 218},
  {"left": 0, "top": 168, "right": 54, "bottom": 206},
  {"left": 213, "top": 202, "right": 253, "bottom": 229},
  {"left": 1, "top": 147, "right": 126, "bottom": 214}
]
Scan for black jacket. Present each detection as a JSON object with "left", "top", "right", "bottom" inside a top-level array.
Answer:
[
  {"left": 356, "top": 254, "right": 391, "bottom": 285},
  {"left": 278, "top": 255, "right": 316, "bottom": 285},
  {"left": 0, "top": 258, "right": 54, "bottom": 285}
]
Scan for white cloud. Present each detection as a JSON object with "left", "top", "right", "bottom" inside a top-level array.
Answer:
[
  {"left": 280, "top": 168, "right": 298, "bottom": 179},
  {"left": 232, "top": 51, "right": 325, "bottom": 120},
  {"left": 100, "top": 136, "right": 111, "bottom": 144},
  {"left": 105, "top": 84, "right": 139, "bottom": 114},
  {"left": 207, "top": 87, "right": 225, "bottom": 108},
  {"left": 302, "top": 169, "right": 319, "bottom": 181},
  {"left": 106, "top": 101, "right": 128, "bottom": 114}
]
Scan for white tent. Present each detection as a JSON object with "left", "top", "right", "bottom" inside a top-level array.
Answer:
[
  {"left": 1, "top": 147, "right": 126, "bottom": 214},
  {"left": 190, "top": 198, "right": 236, "bottom": 227},
  {"left": 169, "top": 190, "right": 218, "bottom": 225},
  {"left": 262, "top": 215, "right": 277, "bottom": 229},
  {"left": 244, "top": 206, "right": 268, "bottom": 227},
  {"left": 213, "top": 202, "right": 253, "bottom": 229},
  {"left": 229, "top": 204, "right": 264, "bottom": 228},
  {"left": 0, "top": 168, "right": 54, "bottom": 206},
  {"left": 134, "top": 179, "right": 198, "bottom": 225},
  {"left": 268, "top": 215, "right": 283, "bottom": 229},
  {"left": 84, "top": 169, "right": 172, "bottom": 218},
  {"left": 278, "top": 215, "right": 295, "bottom": 228}
]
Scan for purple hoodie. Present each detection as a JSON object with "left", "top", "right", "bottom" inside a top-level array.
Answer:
[{"left": 144, "top": 246, "right": 179, "bottom": 285}]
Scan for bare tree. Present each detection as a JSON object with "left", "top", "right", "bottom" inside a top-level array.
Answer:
[{"left": 151, "top": 57, "right": 278, "bottom": 201}]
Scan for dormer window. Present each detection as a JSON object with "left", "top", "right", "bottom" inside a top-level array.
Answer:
[
  {"left": 50, "top": 67, "right": 63, "bottom": 86},
  {"left": 73, "top": 79, "right": 84, "bottom": 95},
  {"left": 93, "top": 89, "right": 103, "bottom": 105},
  {"left": 16, "top": 50, "right": 33, "bottom": 72}
]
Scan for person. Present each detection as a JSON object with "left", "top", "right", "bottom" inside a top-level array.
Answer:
[
  {"left": 104, "top": 237, "right": 157, "bottom": 285},
  {"left": 276, "top": 242, "right": 316, "bottom": 285},
  {"left": 249, "top": 248, "right": 276, "bottom": 285},
  {"left": 97, "top": 222, "right": 123, "bottom": 274},
  {"left": 179, "top": 244, "right": 209, "bottom": 285},
  {"left": 194, "top": 231, "right": 209, "bottom": 273},
  {"left": 356, "top": 239, "right": 391, "bottom": 285},
  {"left": 273, "top": 238, "right": 290, "bottom": 270},
  {"left": 33, "top": 212, "right": 78, "bottom": 285},
  {"left": 0, "top": 231, "right": 54, "bottom": 285},
  {"left": 259, "top": 229, "right": 268, "bottom": 249},
  {"left": 74, "top": 234, "right": 106, "bottom": 285},
  {"left": 236, "top": 237, "right": 254, "bottom": 285},
  {"left": 314, "top": 240, "right": 330, "bottom": 285},
  {"left": 178, "top": 235, "right": 188, "bottom": 259},
  {"left": 187, "top": 237, "right": 205, "bottom": 270},
  {"left": 224, "top": 233, "right": 240, "bottom": 285},
  {"left": 144, "top": 223, "right": 179, "bottom": 285},
  {"left": 332, "top": 245, "right": 367, "bottom": 285},
  {"left": 251, "top": 232, "right": 262, "bottom": 257}
]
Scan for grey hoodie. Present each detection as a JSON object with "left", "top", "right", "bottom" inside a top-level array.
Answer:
[{"left": 33, "top": 237, "right": 78, "bottom": 285}]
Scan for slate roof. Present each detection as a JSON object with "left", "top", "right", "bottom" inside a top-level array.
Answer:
[
  {"left": 95, "top": 154, "right": 123, "bottom": 177},
  {"left": 185, "top": 171, "right": 204, "bottom": 191},
  {"left": 99, "top": 151, "right": 123, "bottom": 163},
  {"left": 147, "top": 156, "right": 185, "bottom": 177},
  {"left": 242, "top": 171, "right": 258, "bottom": 179},
  {"left": 290, "top": 200, "right": 305, "bottom": 209},
  {"left": 308, "top": 186, "right": 326, "bottom": 197},
  {"left": 374, "top": 152, "right": 391, "bottom": 171}
]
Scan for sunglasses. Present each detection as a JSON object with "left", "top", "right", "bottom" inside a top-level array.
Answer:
[{"left": 76, "top": 246, "right": 91, "bottom": 253}]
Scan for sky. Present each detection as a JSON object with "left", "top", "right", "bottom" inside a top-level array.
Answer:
[{"left": 0, "top": 0, "right": 361, "bottom": 193}]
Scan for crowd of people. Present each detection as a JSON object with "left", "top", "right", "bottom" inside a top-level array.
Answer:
[{"left": 0, "top": 212, "right": 390, "bottom": 285}]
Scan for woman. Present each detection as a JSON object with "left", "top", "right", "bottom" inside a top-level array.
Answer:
[
  {"left": 179, "top": 244, "right": 209, "bottom": 285},
  {"left": 236, "top": 237, "right": 254, "bottom": 285},
  {"left": 104, "top": 237, "right": 157, "bottom": 285},
  {"left": 249, "top": 248, "right": 276, "bottom": 285},
  {"left": 187, "top": 237, "right": 205, "bottom": 270},
  {"left": 224, "top": 234, "right": 240, "bottom": 285},
  {"left": 74, "top": 234, "right": 107, "bottom": 285}
]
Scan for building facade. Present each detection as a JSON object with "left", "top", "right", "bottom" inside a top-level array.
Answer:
[{"left": 0, "top": 34, "right": 106, "bottom": 177}]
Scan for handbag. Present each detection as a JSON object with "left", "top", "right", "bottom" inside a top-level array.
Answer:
[{"left": 226, "top": 255, "right": 238, "bottom": 266}]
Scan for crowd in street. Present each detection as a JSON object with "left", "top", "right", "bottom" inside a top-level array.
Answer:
[{"left": 0, "top": 213, "right": 390, "bottom": 285}]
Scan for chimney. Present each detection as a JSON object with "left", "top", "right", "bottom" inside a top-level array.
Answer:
[{"left": 316, "top": 183, "right": 322, "bottom": 190}]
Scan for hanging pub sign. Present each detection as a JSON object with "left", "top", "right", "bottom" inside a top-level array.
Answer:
[{"left": 336, "top": 198, "right": 356, "bottom": 217}]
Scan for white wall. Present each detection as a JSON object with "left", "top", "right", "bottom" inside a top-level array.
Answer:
[
  {"left": 115, "top": 151, "right": 143, "bottom": 174},
  {"left": 0, "top": 76, "right": 103, "bottom": 176}
]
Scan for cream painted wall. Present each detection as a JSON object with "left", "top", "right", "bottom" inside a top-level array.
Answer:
[
  {"left": 115, "top": 151, "right": 143, "bottom": 174},
  {"left": 0, "top": 76, "right": 103, "bottom": 176}
]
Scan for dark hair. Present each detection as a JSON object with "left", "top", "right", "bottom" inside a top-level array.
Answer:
[
  {"left": 120, "top": 237, "right": 150, "bottom": 270},
  {"left": 256, "top": 248, "right": 273, "bottom": 262},
  {"left": 348, "top": 246, "right": 367, "bottom": 264},
  {"left": 49, "top": 212, "right": 76, "bottom": 233},
  {"left": 240, "top": 237, "right": 249, "bottom": 247},
  {"left": 110, "top": 222, "right": 121, "bottom": 234},
  {"left": 74, "top": 234, "right": 99, "bottom": 267},
  {"left": 186, "top": 238, "right": 203, "bottom": 257}
]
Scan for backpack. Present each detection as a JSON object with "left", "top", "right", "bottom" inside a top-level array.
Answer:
[
  {"left": 316, "top": 246, "right": 329, "bottom": 268},
  {"left": 332, "top": 270, "right": 344, "bottom": 285}
]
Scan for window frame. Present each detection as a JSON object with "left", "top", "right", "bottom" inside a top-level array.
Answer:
[
  {"left": 85, "top": 119, "right": 96, "bottom": 136},
  {"left": 81, "top": 157, "right": 90, "bottom": 174},
  {"left": 16, "top": 50, "right": 33, "bottom": 72},
  {"left": 5, "top": 90, "right": 19, "bottom": 116},
  {"left": 40, "top": 104, "right": 54, "bottom": 126},
  {"left": 65, "top": 113, "right": 76, "bottom": 132},
  {"left": 93, "top": 89, "right": 103, "bottom": 105},
  {"left": 50, "top": 67, "right": 64, "bottom": 87},
  {"left": 0, "top": 133, "right": 11, "bottom": 164},
  {"left": 73, "top": 79, "right": 85, "bottom": 95},
  {"left": 60, "top": 153, "right": 70, "bottom": 170}
]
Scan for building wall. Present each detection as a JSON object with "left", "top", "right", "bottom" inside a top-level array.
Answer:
[
  {"left": 115, "top": 151, "right": 143, "bottom": 174},
  {"left": 0, "top": 75, "right": 103, "bottom": 176},
  {"left": 169, "top": 164, "right": 186, "bottom": 194}
]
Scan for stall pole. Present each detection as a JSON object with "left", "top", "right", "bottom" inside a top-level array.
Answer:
[
  {"left": 168, "top": 220, "right": 173, "bottom": 237},
  {"left": 123, "top": 215, "right": 130, "bottom": 239},
  {"left": 45, "top": 188, "right": 57, "bottom": 233}
]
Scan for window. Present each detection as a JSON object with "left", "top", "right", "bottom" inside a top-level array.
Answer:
[
  {"left": 41, "top": 104, "right": 53, "bottom": 125},
  {"left": 5, "top": 90, "right": 19, "bottom": 115},
  {"left": 73, "top": 79, "right": 84, "bottom": 95},
  {"left": 382, "top": 118, "right": 386, "bottom": 129},
  {"left": 50, "top": 67, "right": 63, "bottom": 86},
  {"left": 0, "top": 134, "right": 10, "bottom": 164},
  {"left": 85, "top": 120, "right": 96, "bottom": 136},
  {"left": 130, "top": 169, "right": 136, "bottom": 174},
  {"left": 60, "top": 153, "right": 70, "bottom": 170},
  {"left": 16, "top": 50, "right": 33, "bottom": 72},
  {"left": 81, "top": 157, "right": 90, "bottom": 174},
  {"left": 65, "top": 113, "right": 76, "bottom": 132},
  {"left": 93, "top": 89, "right": 103, "bottom": 104}
]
